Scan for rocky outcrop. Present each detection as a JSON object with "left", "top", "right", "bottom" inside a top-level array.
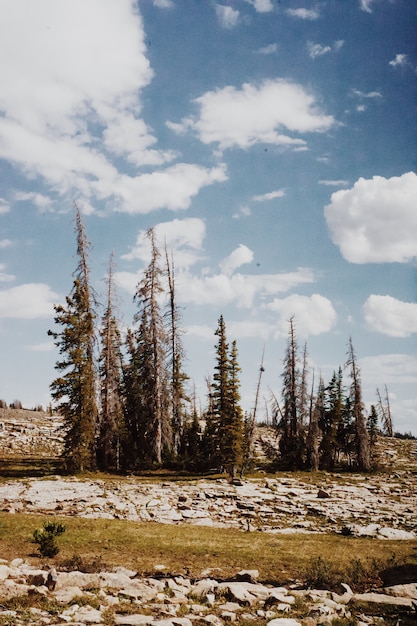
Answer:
[
  {"left": 0, "top": 472, "right": 416, "bottom": 538},
  {"left": 0, "top": 559, "right": 415, "bottom": 625}
]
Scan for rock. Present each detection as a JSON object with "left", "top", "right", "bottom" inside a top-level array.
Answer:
[
  {"left": 71, "top": 606, "right": 103, "bottom": 623},
  {"left": 267, "top": 617, "right": 302, "bottom": 626},
  {"left": 351, "top": 592, "right": 414, "bottom": 607},
  {"left": 383, "top": 583, "right": 417, "bottom": 599},
  {"left": 236, "top": 569, "right": 259, "bottom": 582},
  {"left": 188, "top": 578, "right": 218, "bottom": 600},
  {"left": 46, "top": 567, "right": 57, "bottom": 591},
  {"left": 377, "top": 527, "right": 416, "bottom": 540},
  {"left": 115, "top": 616, "right": 155, "bottom": 625},
  {"left": 53, "top": 584, "right": 85, "bottom": 603},
  {"left": 317, "top": 489, "right": 331, "bottom": 499}
]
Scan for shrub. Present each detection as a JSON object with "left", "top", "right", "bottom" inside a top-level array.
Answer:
[
  {"left": 304, "top": 556, "right": 342, "bottom": 590},
  {"left": 33, "top": 521, "right": 66, "bottom": 558}
]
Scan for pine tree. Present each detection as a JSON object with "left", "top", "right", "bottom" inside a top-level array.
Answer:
[
  {"left": 48, "top": 206, "right": 98, "bottom": 472},
  {"left": 165, "top": 247, "right": 189, "bottom": 455},
  {"left": 210, "top": 316, "right": 243, "bottom": 478},
  {"left": 320, "top": 368, "right": 344, "bottom": 469},
  {"left": 127, "top": 228, "right": 170, "bottom": 466},
  {"left": 97, "top": 253, "right": 124, "bottom": 471},
  {"left": 306, "top": 374, "right": 323, "bottom": 471},
  {"left": 278, "top": 317, "right": 305, "bottom": 469},
  {"left": 345, "top": 337, "right": 371, "bottom": 471},
  {"left": 367, "top": 404, "right": 379, "bottom": 451}
]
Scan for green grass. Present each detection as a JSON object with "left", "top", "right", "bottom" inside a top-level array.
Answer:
[{"left": 0, "top": 512, "right": 416, "bottom": 589}]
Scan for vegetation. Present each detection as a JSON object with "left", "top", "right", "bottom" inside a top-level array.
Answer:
[
  {"left": 43, "top": 208, "right": 405, "bottom": 474},
  {"left": 32, "top": 520, "right": 66, "bottom": 557}
]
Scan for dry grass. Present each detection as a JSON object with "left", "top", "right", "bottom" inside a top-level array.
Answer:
[{"left": 0, "top": 512, "right": 416, "bottom": 588}]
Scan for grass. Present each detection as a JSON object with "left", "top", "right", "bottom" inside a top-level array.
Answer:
[{"left": 0, "top": 512, "right": 416, "bottom": 588}]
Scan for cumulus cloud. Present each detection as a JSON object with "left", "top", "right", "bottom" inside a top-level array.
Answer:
[
  {"left": 324, "top": 172, "right": 417, "bottom": 263},
  {"left": 0, "top": 199, "right": 10, "bottom": 214},
  {"left": 352, "top": 89, "right": 382, "bottom": 99},
  {"left": 287, "top": 8, "right": 319, "bottom": 20},
  {"left": 0, "top": 283, "right": 59, "bottom": 318},
  {"left": 253, "top": 189, "right": 285, "bottom": 202},
  {"left": 153, "top": 0, "right": 174, "bottom": 8},
  {"left": 359, "top": 0, "right": 374, "bottom": 12},
  {"left": 110, "top": 163, "right": 228, "bottom": 214},
  {"left": 215, "top": 4, "right": 239, "bottom": 28},
  {"left": 15, "top": 191, "right": 53, "bottom": 211},
  {"left": 0, "top": 2, "right": 226, "bottom": 215},
  {"left": 219, "top": 244, "right": 254, "bottom": 276},
  {"left": 319, "top": 180, "right": 349, "bottom": 187},
  {"left": 389, "top": 54, "right": 408, "bottom": 68},
  {"left": 308, "top": 41, "right": 343, "bottom": 59},
  {"left": 122, "top": 217, "right": 206, "bottom": 269},
  {"left": 0, "top": 240, "right": 12, "bottom": 249},
  {"left": 363, "top": 295, "right": 417, "bottom": 337},
  {"left": 169, "top": 79, "right": 335, "bottom": 150},
  {"left": 264, "top": 293, "right": 337, "bottom": 337},
  {"left": 245, "top": 0, "right": 274, "bottom": 13},
  {"left": 360, "top": 354, "right": 417, "bottom": 385},
  {"left": 255, "top": 44, "right": 278, "bottom": 55},
  {"left": 0, "top": 264, "right": 15, "bottom": 282}
]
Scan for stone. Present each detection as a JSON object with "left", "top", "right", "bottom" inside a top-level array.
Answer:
[
  {"left": 317, "top": 489, "right": 331, "bottom": 499},
  {"left": 351, "top": 592, "right": 414, "bottom": 607},
  {"left": 71, "top": 606, "right": 103, "bottom": 624},
  {"left": 267, "top": 617, "right": 302, "bottom": 626},
  {"left": 383, "top": 583, "right": 417, "bottom": 599},
  {"left": 115, "top": 616, "right": 155, "bottom": 625},
  {"left": 46, "top": 567, "right": 58, "bottom": 591},
  {"left": 53, "top": 585, "right": 84, "bottom": 604}
]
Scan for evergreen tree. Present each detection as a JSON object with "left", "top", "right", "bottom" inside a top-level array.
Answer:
[
  {"left": 306, "top": 375, "right": 323, "bottom": 471},
  {"left": 345, "top": 337, "right": 371, "bottom": 471},
  {"left": 367, "top": 404, "right": 379, "bottom": 450},
  {"left": 278, "top": 317, "right": 305, "bottom": 468},
  {"left": 165, "top": 247, "right": 189, "bottom": 455},
  {"left": 97, "top": 253, "right": 124, "bottom": 471},
  {"left": 126, "top": 228, "right": 170, "bottom": 466},
  {"left": 48, "top": 206, "right": 98, "bottom": 472},
  {"left": 320, "top": 367, "right": 344, "bottom": 469},
  {"left": 210, "top": 316, "right": 243, "bottom": 478}
]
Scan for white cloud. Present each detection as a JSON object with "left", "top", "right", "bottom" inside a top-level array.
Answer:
[
  {"left": 153, "top": 0, "right": 174, "bottom": 8},
  {"left": 363, "top": 295, "right": 417, "bottom": 337},
  {"left": 215, "top": 5, "right": 239, "bottom": 28},
  {"left": 286, "top": 8, "right": 319, "bottom": 20},
  {"left": 122, "top": 217, "right": 206, "bottom": 269},
  {"left": 360, "top": 354, "right": 417, "bottom": 385},
  {"left": 359, "top": 0, "right": 374, "bottom": 13},
  {"left": 324, "top": 172, "right": 417, "bottom": 263},
  {"left": 15, "top": 191, "right": 53, "bottom": 211},
  {"left": 219, "top": 244, "right": 254, "bottom": 276},
  {"left": 389, "top": 54, "right": 408, "bottom": 68},
  {"left": 307, "top": 42, "right": 331, "bottom": 58},
  {"left": 264, "top": 293, "right": 337, "bottom": 337},
  {"left": 256, "top": 44, "right": 278, "bottom": 55},
  {"left": 0, "top": 198, "right": 10, "bottom": 214},
  {"left": 0, "top": 240, "right": 12, "bottom": 249},
  {"left": 170, "top": 79, "right": 335, "bottom": 150},
  {"left": 253, "top": 189, "right": 285, "bottom": 202},
  {"left": 319, "top": 180, "right": 349, "bottom": 187},
  {"left": 0, "top": 283, "right": 59, "bottom": 318},
  {"left": 0, "top": 264, "right": 15, "bottom": 282},
  {"left": 110, "top": 163, "right": 228, "bottom": 214},
  {"left": 352, "top": 89, "right": 382, "bottom": 99},
  {"left": 245, "top": 0, "right": 273, "bottom": 13},
  {"left": 0, "top": 1, "right": 222, "bottom": 215}
]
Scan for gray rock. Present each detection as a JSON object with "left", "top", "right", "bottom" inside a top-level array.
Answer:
[{"left": 351, "top": 592, "right": 414, "bottom": 607}]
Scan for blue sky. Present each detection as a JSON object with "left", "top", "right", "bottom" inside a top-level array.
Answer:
[{"left": 0, "top": 0, "right": 416, "bottom": 433}]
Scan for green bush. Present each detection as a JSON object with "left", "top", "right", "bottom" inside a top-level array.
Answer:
[{"left": 33, "top": 521, "right": 66, "bottom": 558}]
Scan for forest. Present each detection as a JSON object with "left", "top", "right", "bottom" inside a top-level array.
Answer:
[{"left": 47, "top": 207, "right": 394, "bottom": 476}]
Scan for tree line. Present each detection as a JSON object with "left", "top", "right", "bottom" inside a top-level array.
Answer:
[{"left": 48, "top": 207, "right": 394, "bottom": 475}]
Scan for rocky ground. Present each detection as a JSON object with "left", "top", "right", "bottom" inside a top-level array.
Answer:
[{"left": 0, "top": 410, "right": 416, "bottom": 624}]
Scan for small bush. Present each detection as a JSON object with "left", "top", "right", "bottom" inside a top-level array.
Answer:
[
  {"left": 304, "top": 556, "right": 342, "bottom": 589},
  {"left": 33, "top": 521, "right": 66, "bottom": 558}
]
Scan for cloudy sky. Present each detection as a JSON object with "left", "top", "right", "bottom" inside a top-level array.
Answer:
[{"left": 0, "top": 0, "right": 416, "bottom": 433}]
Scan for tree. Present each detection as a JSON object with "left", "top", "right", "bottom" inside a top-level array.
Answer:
[
  {"left": 165, "top": 247, "right": 189, "bottom": 455},
  {"left": 96, "top": 253, "right": 124, "bottom": 471},
  {"left": 49, "top": 206, "right": 98, "bottom": 472},
  {"left": 278, "top": 317, "right": 305, "bottom": 469},
  {"left": 306, "top": 374, "right": 323, "bottom": 471},
  {"left": 345, "top": 337, "right": 371, "bottom": 471},
  {"left": 376, "top": 385, "right": 393, "bottom": 437},
  {"left": 210, "top": 316, "right": 243, "bottom": 478},
  {"left": 320, "top": 368, "right": 344, "bottom": 469},
  {"left": 367, "top": 404, "right": 379, "bottom": 450},
  {"left": 125, "top": 228, "right": 170, "bottom": 466}
]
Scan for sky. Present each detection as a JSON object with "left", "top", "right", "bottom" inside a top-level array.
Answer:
[{"left": 0, "top": 0, "right": 416, "bottom": 434}]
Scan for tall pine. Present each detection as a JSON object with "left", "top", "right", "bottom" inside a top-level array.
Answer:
[{"left": 48, "top": 206, "right": 98, "bottom": 472}]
